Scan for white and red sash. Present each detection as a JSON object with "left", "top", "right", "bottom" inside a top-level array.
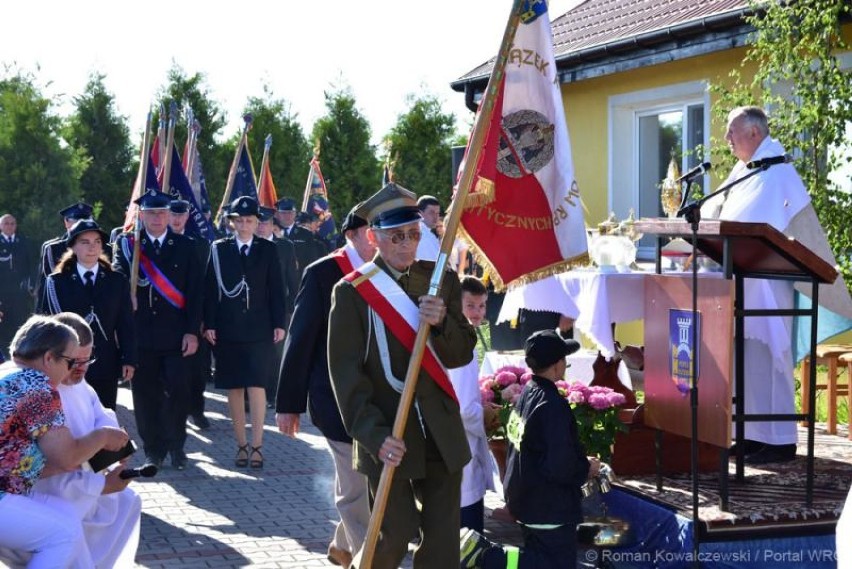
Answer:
[
  {"left": 344, "top": 261, "right": 457, "bottom": 403},
  {"left": 331, "top": 242, "right": 363, "bottom": 277}
]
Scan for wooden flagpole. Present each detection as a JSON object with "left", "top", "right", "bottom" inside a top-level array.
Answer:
[
  {"left": 215, "top": 115, "right": 252, "bottom": 226},
  {"left": 356, "top": 0, "right": 524, "bottom": 566},
  {"left": 130, "top": 111, "right": 154, "bottom": 308},
  {"left": 160, "top": 103, "right": 178, "bottom": 196}
]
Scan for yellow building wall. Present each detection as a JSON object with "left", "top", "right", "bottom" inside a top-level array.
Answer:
[{"left": 559, "top": 46, "right": 755, "bottom": 226}]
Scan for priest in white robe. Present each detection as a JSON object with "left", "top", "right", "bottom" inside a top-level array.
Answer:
[{"left": 701, "top": 106, "right": 852, "bottom": 464}]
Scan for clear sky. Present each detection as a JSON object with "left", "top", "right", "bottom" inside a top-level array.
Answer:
[{"left": 1, "top": 0, "right": 580, "bottom": 145}]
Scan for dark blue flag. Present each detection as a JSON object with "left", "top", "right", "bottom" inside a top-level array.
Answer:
[
  {"left": 164, "top": 144, "right": 215, "bottom": 241},
  {"left": 230, "top": 142, "right": 258, "bottom": 202}
]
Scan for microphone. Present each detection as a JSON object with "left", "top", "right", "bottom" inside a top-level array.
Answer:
[
  {"left": 746, "top": 154, "right": 792, "bottom": 169},
  {"left": 119, "top": 463, "right": 159, "bottom": 480},
  {"left": 675, "top": 162, "right": 712, "bottom": 183}
]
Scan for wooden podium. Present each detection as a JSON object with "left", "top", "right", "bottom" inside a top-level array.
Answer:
[{"left": 635, "top": 219, "right": 838, "bottom": 509}]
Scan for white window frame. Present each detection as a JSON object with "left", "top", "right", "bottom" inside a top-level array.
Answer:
[{"left": 608, "top": 81, "right": 711, "bottom": 258}]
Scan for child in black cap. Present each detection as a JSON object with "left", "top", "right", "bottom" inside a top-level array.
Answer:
[{"left": 460, "top": 329, "right": 600, "bottom": 569}]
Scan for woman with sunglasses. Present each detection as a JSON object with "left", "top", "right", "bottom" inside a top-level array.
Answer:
[
  {"left": 0, "top": 315, "right": 129, "bottom": 567},
  {"left": 38, "top": 219, "right": 137, "bottom": 410}
]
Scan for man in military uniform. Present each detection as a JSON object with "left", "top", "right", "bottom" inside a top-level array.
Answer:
[
  {"left": 0, "top": 214, "right": 35, "bottom": 356},
  {"left": 256, "top": 206, "right": 299, "bottom": 407},
  {"left": 290, "top": 211, "right": 326, "bottom": 278},
  {"left": 277, "top": 204, "right": 375, "bottom": 567},
  {"left": 328, "top": 183, "right": 476, "bottom": 568},
  {"left": 273, "top": 197, "right": 298, "bottom": 238},
  {"left": 169, "top": 199, "right": 213, "bottom": 429},
  {"left": 113, "top": 189, "right": 203, "bottom": 469},
  {"left": 36, "top": 202, "right": 94, "bottom": 306}
]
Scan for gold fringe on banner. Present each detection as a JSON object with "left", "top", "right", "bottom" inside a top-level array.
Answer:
[
  {"left": 462, "top": 176, "right": 496, "bottom": 209},
  {"left": 456, "top": 222, "right": 590, "bottom": 293}
]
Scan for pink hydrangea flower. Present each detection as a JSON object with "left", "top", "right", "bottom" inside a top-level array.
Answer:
[
  {"left": 495, "top": 371, "right": 518, "bottom": 388},
  {"left": 480, "top": 388, "right": 495, "bottom": 404},
  {"left": 497, "top": 365, "right": 528, "bottom": 377},
  {"left": 607, "top": 392, "right": 626, "bottom": 407},
  {"left": 588, "top": 392, "right": 611, "bottom": 410},
  {"left": 501, "top": 383, "right": 524, "bottom": 405},
  {"left": 567, "top": 390, "right": 585, "bottom": 405},
  {"left": 520, "top": 372, "right": 533, "bottom": 386}
]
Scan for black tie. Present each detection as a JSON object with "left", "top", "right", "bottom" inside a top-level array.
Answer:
[
  {"left": 84, "top": 270, "right": 95, "bottom": 288},
  {"left": 240, "top": 244, "right": 249, "bottom": 257},
  {"left": 153, "top": 239, "right": 161, "bottom": 255}
]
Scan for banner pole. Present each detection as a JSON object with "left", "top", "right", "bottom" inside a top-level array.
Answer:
[{"left": 356, "top": 1, "right": 524, "bottom": 565}]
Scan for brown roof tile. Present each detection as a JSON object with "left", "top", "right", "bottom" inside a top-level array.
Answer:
[{"left": 453, "top": 0, "right": 750, "bottom": 87}]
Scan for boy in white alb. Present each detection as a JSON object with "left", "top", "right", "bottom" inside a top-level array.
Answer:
[{"left": 449, "top": 276, "right": 495, "bottom": 533}]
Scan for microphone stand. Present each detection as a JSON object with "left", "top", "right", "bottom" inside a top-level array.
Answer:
[{"left": 673, "top": 159, "right": 779, "bottom": 567}]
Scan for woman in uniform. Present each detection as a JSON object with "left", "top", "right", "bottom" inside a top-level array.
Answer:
[
  {"left": 39, "top": 219, "right": 136, "bottom": 410},
  {"left": 204, "top": 196, "right": 286, "bottom": 469}
]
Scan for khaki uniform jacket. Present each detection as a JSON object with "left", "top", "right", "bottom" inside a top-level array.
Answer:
[{"left": 328, "top": 257, "right": 476, "bottom": 480}]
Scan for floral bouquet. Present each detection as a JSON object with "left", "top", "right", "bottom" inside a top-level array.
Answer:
[
  {"left": 556, "top": 381, "right": 627, "bottom": 463},
  {"left": 479, "top": 365, "right": 532, "bottom": 439}
]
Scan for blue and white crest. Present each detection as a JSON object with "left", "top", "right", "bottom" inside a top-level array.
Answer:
[
  {"left": 669, "top": 309, "right": 700, "bottom": 395},
  {"left": 521, "top": 0, "right": 548, "bottom": 24}
]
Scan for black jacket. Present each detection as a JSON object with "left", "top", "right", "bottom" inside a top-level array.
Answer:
[
  {"left": 271, "top": 236, "right": 299, "bottom": 322},
  {"left": 287, "top": 226, "right": 325, "bottom": 278},
  {"left": 504, "top": 376, "right": 590, "bottom": 526},
  {"left": 276, "top": 252, "right": 350, "bottom": 442},
  {"left": 203, "top": 236, "right": 286, "bottom": 343},
  {"left": 0, "top": 234, "right": 34, "bottom": 295},
  {"left": 112, "top": 230, "right": 204, "bottom": 352},
  {"left": 39, "top": 260, "right": 137, "bottom": 381}
]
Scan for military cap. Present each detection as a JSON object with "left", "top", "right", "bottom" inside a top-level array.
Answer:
[
  {"left": 296, "top": 211, "right": 318, "bottom": 224},
  {"left": 340, "top": 202, "right": 368, "bottom": 233},
  {"left": 66, "top": 219, "right": 109, "bottom": 247},
  {"left": 276, "top": 197, "right": 296, "bottom": 212},
  {"left": 169, "top": 199, "right": 191, "bottom": 214},
  {"left": 134, "top": 188, "right": 171, "bottom": 210},
  {"left": 258, "top": 206, "right": 276, "bottom": 223},
  {"left": 524, "top": 329, "right": 581, "bottom": 370},
  {"left": 362, "top": 183, "right": 421, "bottom": 229},
  {"left": 59, "top": 201, "right": 94, "bottom": 221},
  {"left": 227, "top": 195, "right": 260, "bottom": 218}
]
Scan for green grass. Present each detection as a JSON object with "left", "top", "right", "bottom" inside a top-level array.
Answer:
[{"left": 795, "top": 363, "right": 849, "bottom": 425}]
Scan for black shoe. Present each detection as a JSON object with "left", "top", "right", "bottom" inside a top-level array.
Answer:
[
  {"left": 460, "top": 528, "right": 493, "bottom": 568},
  {"left": 730, "top": 439, "right": 765, "bottom": 456},
  {"left": 745, "top": 443, "right": 797, "bottom": 465},
  {"left": 171, "top": 450, "right": 188, "bottom": 470},
  {"left": 192, "top": 414, "right": 211, "bottom": 430}
]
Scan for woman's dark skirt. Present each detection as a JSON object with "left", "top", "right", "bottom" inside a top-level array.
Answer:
[{"left": 213, "top": 340, "right": 273, "bottom": 390}]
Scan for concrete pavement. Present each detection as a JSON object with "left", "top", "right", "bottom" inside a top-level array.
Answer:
[{"left": 115, "top": 385, "right": 521, "bottom": 568}]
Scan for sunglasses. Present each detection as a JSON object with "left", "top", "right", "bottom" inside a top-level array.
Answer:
[
  {"left": 378, "top": 229, "right": 422, "bottom": 245},
  {"left": 57, "top": 355, "right": 97, "bottom": 370}
]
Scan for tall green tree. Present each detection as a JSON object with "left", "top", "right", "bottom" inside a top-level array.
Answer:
[
  {"left": 156, "top": 64, "right": 229, "bottom": 211},
  {"left": 713, "top": 0, "right": 852, "bottom": 288},
  {"left": 310, "top": 87, "right": 379, "bottom": 218},
  {"left": 384, "top": 93, "right": 457, "bottom": 207},
  {"left": 0, "top": 69, "right": 85, "bottom": 243},
  {"left": 243, "top": 85, "right": 312, "bottom": 202},
  {"left": 64, "top": 73, "right": 134, "bottom": 232}
]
